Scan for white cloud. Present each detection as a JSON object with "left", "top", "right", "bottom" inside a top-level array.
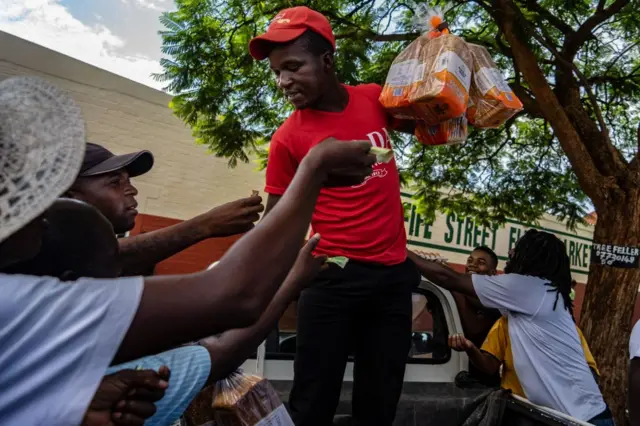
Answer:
[
  {"left": 121, "top": 0, "right": 171, "bottom": 12},
  {"left": 0, "top": 0, "right": 165, "bottom": 90}
]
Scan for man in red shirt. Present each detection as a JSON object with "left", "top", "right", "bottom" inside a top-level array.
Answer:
[{"left": 249, "top": 7, "right": 419, "bottom": 425}]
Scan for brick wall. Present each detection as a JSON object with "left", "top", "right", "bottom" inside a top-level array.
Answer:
[{"left": 131, "top": 213, "right": 243, "bottom": 275}]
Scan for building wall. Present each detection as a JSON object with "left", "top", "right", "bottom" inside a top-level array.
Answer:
[
  {"left": 130, "top": 214, "right": 243, "bottom": 275},
  {"left": 0, "top": 32, "right": 265, "bottom": 222}
]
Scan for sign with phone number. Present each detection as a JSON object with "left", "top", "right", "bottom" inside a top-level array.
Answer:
[{"left": 590, "top": 243, "right": 640, "bottom": 268}]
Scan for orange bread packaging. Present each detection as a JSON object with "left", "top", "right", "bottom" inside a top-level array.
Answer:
[
  {"left": 415, "top": 116, "right": 468, "bottom": 146},
  {"left": 380, "top": 33, "right": 473, "bottom": 125},
  {"left": 185, "top": 370, "right": 294, "bottom": 426},
  {"left": 466, "top": 43, "right": 523, "bottom": 128}
]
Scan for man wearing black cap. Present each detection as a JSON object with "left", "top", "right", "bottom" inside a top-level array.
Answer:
[{"left": 66, "top": 143, "right": 264, "bottom": 275}]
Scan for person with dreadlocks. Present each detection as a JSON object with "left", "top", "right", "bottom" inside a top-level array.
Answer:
[
  {"left": 448, "top": 301, "right": 600, "bottom": 396},
  {"left": 408, "top": 229, "right": 614, "bottom": 425}
]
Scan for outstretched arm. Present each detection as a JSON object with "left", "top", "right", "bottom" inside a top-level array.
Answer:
[
  {"left": 449, "top": 335, "right": 500, "bottom": 376},
  {"left": 115, "top": 139, "right": 375, "bottom": 362},
  {"left": 263, "top": 194, "right": 281, "bottom": 217},
  {"left": 119, "top": 196, "right": 264, "bottom": 276},
  {"left": 200, "top": 235, "right": 327, "bottom": 383},
  {"left": 408, "top": 250, "right": 476, "bottom": 297}
]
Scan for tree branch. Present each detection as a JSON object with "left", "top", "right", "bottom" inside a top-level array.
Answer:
[
  {"left": 492, "top": 0, "right": 605, "bottom": 207},
  {"left": 377, "top": 3, "right": 415, "bottom": 35},
  {"left": 478, "top": 122, "right": 517, "bottom": 162},
  {"left": 345, "top": 0, "right": 376, "bottom": 19},
  {"left": 334, "top": 30, "right": 419, "bottom": 41},
  {"left": 602, "top": 41, "right": 640, "bottom": 76},
  {"left": 562, "top": 0, "right": 630, "bottom": 59},
  {"left": 519, "top": 0, "right": 575, "bottom": 35},
  {"left": 588, "top": 67, "right": 640, "bottom": 87},
  {"left": 511, "top": 83, "right": 542, "bottom": 117},
  {"left": 597, "top": 0, "right": 607, "bottom": 12},
  {"left": 494, "top": 26, "right": 552, "bottom": 119},
  {"left": 505, "top": 2, "right": 611, "bottom": 141},
  {"left": 630, "top": 124, "right": 640, "bottom": 175}
]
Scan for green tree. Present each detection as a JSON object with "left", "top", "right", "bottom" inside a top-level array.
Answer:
[{"left": 156, "top": 0, "right": 639, "bottom": 420}]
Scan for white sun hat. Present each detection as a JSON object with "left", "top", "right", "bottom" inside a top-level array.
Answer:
[{"left": 0, "top": 76, "right": 86, "bottom": 243}]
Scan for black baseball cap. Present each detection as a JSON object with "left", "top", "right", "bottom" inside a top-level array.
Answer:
[{"left": 79, "top": 143, "right": 154, "bottom": 178}]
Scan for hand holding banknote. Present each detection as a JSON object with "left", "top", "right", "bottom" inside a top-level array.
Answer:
[
  {"left": 284, "top": 234, "right": 328, "bottom": 293},
  {"left": 305, "top": 137, "right": 376, "bottom": 187},
  {"left": 201, "top": 194, "right": 264, "bottom": 238}
]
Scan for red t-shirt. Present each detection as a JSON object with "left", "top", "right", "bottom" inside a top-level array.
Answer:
[{"left": 265, "top": 84, "right": 407, "bottom": 266}]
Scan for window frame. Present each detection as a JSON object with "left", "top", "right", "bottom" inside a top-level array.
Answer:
[
  {"left": 262, "top": 280, "right": 455, "bottom": 365},
  {"left": 406, "top": 286, "right": 452, "bottom": 365}
]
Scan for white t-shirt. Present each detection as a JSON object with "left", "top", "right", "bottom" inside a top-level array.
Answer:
[
  {"left": 0, "top": 273, "right": 143, "bottom": 425},
  {"left": 472, "top": 273, "right": 606, "bottom": 421},
  {"left": 630, "top": 320, "right": 640, "bottom": 360}
]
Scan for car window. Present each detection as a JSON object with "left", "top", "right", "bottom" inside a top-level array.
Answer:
[
  {"left": 408, "top": 291, "right": 451, "bottom": 363},
  {"left": 265, "top": 289, "right": 450, "bottom": 363}
]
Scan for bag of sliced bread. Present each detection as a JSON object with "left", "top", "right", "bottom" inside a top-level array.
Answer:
[
  {"left": 185, "top": 370, "right": 293, "bottom": 426},
  {"left": 380, "top": 9, "right": 472, "bottom": 125},
  {"left": 408, "top": 35, "right": 472, "bottom": 125},
  {"left": 466, "top": 44, "right": 523, "bottom": 128},
  {"left": 379, "top": 37, "right": 426, "bottom": 120},
  {"left": 415, "top": 116, "right": 468, "bottom": 146}
]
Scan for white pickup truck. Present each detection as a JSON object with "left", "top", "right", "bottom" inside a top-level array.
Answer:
[{"left": 208, "top": 261, "right": 592, "bottom": 426}]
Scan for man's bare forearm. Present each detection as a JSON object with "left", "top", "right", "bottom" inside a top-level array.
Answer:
[
  {"left": 116, "top": 158, "right": 324, "bottom": 362},
  {"left": 200, "top": 276, "right": 299, "bottom": 383},
  {"left": 408, "top": 251, "right": 476, "bottom": 296},
  {"left": 119, "top": 215, "right": 210, "bottom": 276},
  {"left": 466, "top": 345, "right": 500, "bottom": 376},
  {"left": 263, "top": 193, "right": 281, "bottom": 218}
]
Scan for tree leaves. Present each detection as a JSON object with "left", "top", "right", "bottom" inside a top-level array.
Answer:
[{"left": 158, "top": 0, "right": 639, "bottom": 227}]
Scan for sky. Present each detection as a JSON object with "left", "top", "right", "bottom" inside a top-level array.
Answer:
[{"left": 0, "top": 0, "right": 173, "bottom": 90}]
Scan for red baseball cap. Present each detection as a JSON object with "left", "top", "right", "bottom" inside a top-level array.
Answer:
[{"left": 249, "top": 7, "right": 335, "bottom": 60}]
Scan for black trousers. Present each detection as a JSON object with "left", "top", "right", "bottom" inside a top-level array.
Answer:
[{"left": 288, "top": 259, "right": 420, "bottom": 426}]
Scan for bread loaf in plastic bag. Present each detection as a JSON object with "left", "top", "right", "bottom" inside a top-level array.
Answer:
[
  {"left": 184, "top": 370, "right": 293, "bottom": 426},
  {"left": 380, "top": 34, "right": 472, "bottom": 125},
  {"left": 466, "top": 43, "right": 523, "bottom": 128},
  {"left": 415, "top": 116, "right": 468, "bottom": 146}
]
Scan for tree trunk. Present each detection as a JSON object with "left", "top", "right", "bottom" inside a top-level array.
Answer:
[
  {"left": 580, "top": 190, "right": 640, "bottom": 425},
  {"left": 493, "top": 2, "right": 639, "bottom": 418}
]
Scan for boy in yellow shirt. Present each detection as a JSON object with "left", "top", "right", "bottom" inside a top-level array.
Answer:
[{"left": 449, "top": 316, "right": 600, "bottom": 397}]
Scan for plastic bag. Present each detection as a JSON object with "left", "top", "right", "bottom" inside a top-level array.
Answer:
[
  {"left": 413, "top": 5, "right": 450, "bottom": 40},
  {"left": 185, "top": 370, "right": 293, "bottom": 426},
  {"left": 409, "top": 35, "right": 472, "bottom": 125},
  {"left": 414, "top": 116, "right": 468, "bottom": 146},
  {"left": 380, "top": 9, "right": 472, "bottom": 125},
  {"left": 466, "top": 43, "right": 523, "bottom": 128},
  {"left": 379, "top": 37, "right": 427, "bottom": 120}
]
